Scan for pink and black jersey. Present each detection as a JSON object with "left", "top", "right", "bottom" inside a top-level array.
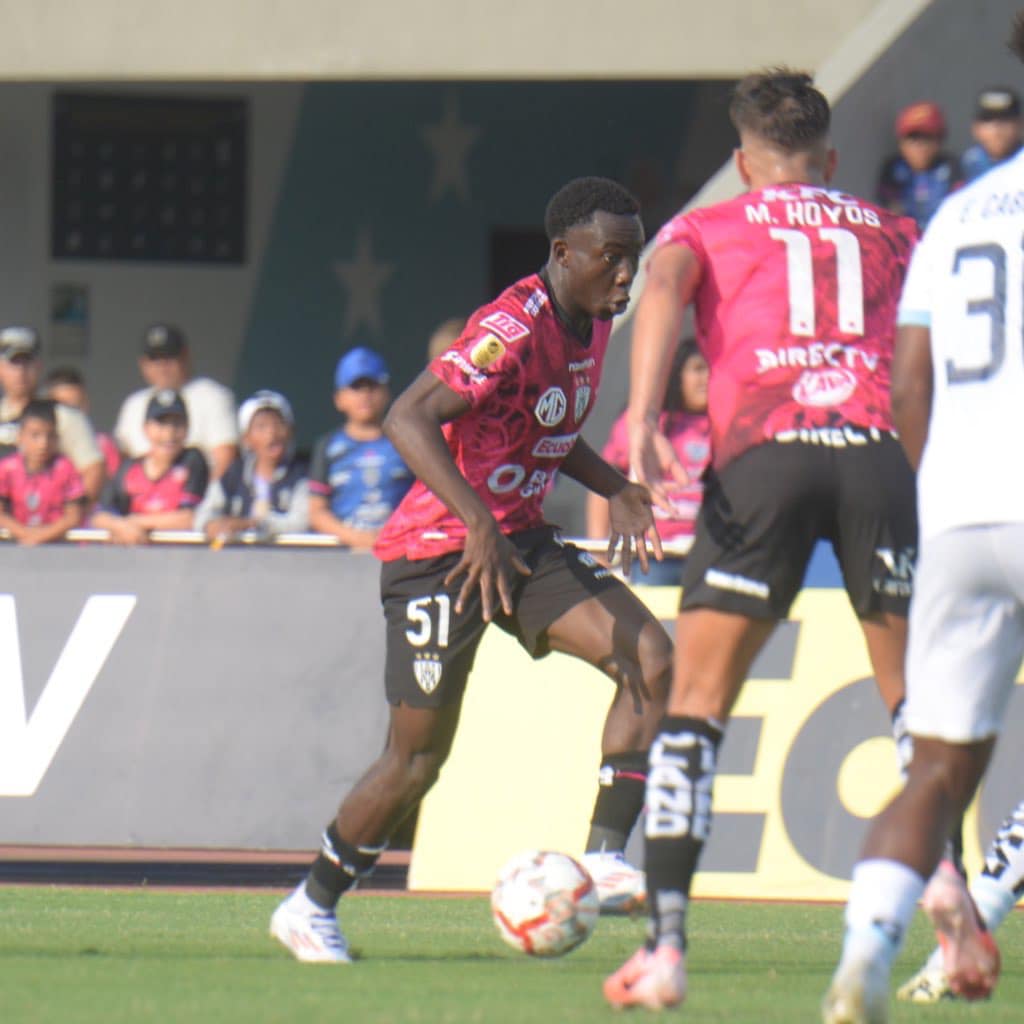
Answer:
[
  {"left": 0, "top": 452, "right": 85, "bottom": 525},
  {"left": 99, "top": 446, "right": 208, "bottom": 516},
  {"left": 655, "top": 184, "right": 917, "bottom": 468},
  {"left": 374, "top": 273, "right": 612, "bottom": 562}
]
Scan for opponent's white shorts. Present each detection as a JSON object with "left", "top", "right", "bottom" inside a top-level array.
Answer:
[{"left": 905, "top": 523, "right": 1024, "bottom": 743}]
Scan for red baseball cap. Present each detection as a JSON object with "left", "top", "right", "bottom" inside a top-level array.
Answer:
[{"left": 895, "top": 102, "right": 946, "bottom": 139}]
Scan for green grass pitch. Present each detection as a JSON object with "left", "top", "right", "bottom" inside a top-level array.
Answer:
[{"left": 0, "top": 887, "right": 1019, "bottom": 1022}]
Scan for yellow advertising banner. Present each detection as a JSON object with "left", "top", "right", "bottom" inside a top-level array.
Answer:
[{"left": 410, "top": 587, "right": 1019, "bottom": 898}]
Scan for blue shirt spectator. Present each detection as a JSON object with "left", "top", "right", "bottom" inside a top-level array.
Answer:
[
  {"left": 962, "top": 87, "right": 1023, "bottom": 183},
  {"left": 307, "top": 348, "right": 414, "bottom": 548},
  {"left": 877, "top": 101, "right": 960, "bottom": 231}
]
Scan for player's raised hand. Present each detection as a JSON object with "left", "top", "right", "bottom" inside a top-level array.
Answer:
[
  {"left": 607, "top": 481, "right": 663, "bottom": 577},
  {"left": 444, "top": 520, "right": 531, "bottom": 622},
  {"left": 628, "top": 419, "right": 688, "bottom": 513}
]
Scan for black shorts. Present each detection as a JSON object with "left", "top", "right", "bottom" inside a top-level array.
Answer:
[
  {"left": 380, "top": 526, "right": 623, "bottom": 707},
  {"left": 680, "top": 435, "right": 917, "bottom": 620}
]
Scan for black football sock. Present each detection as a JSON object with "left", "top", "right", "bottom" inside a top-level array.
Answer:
[
  {"left": 585, "top": 750, "right": 648, "bottom": 854},
  {"left": 644, "top": 715, "right": 722, "bottom": 952},
  {"left": 304, "top": 822, "right": 385, "bottom": 909}
]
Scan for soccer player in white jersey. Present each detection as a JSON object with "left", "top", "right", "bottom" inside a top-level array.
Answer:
[{"left": 822, "top": 17, "right": 1024, "bottom": 1023}]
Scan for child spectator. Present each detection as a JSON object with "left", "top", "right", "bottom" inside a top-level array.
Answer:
[
  {"left": 308, "top": 347, "right": 414, "bottom": 549},
  {"left": 195, "top": 389, "right": 310, "bottom": 543},
  {"left": 586, "top": 339, "right": 711, "bottom": 585},
  {"left": 0, "top": 326, "right": 106, "bottom": 502},
  {"left": 876, "top": 101, "right": 960, "bottom": 230},
  {"left": 0, "top": 399, "right": 86, "bottom": 545},
  {"left": 93, "top": 389, "right": 209, "bottom": 545},
  {"left": 962, "top": 86, "right": 1024, "bottom": 182},
  {"left": 43, "top": 366, "right": 121, "bottom": 479}
]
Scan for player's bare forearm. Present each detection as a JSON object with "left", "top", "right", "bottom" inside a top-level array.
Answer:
[
  {"left": 22, "top": 504, "right": 84, "bottom": 545},
  {"left": 891, "top": 324, "right": 934, "bottom": 471},
  {"left": 560, "top": 436, "right": 629, "bottom": 499},
  {"left": 0, "top": 510, "right": 27, "bottom": 542},
  {"left": 383, "top": 371, "right": 495, "bottom": 532},
  {"left": 628, "top": 245, "right": 699, "bottom": 427}
]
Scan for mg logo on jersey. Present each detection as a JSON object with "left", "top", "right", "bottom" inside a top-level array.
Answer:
[
  {"left": 534, "top": 387, "right": 567, "bottom": 427},
  {"left": 792, "top": 368, "right": 857, "bottom": 408},
  {"left": 573, "top": 385, "right": 592, "bottom": 423},
  {"left": 532, "top": 434, "right": 578, "bottom": 458},
  {"left": 413, "top": 653, "right": 443, "bottom": 695}
]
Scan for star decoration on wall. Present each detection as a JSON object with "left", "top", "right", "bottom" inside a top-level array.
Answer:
[
  {"left": 333, "top": 230, "right": 395, "bottom": 336},
  {"left": 420, "top": 92, "right": 480, "bottom": 203}
]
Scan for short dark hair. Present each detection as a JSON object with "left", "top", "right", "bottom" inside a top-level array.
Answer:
[
  {"left": 1010, "top": 11, "right": 1024, "bottom": 63},
  {"left": 20, "top": 397, "right": 58, "bottom": 427},
  {"left": 730, "top": 69, "right": 831, "bottom": 152},
  {"left": 544, "top": 177, "right": 640, "bottom": 241},
  {"left": 44, "top": 365, "right": 85, "bottom": 390}
]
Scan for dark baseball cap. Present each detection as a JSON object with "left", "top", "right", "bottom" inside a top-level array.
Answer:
[
  {"left": 0, "top": 326, "right": 41, "bottom": 361},
  {"left": 334, "top": 347, "right": 390, "bottom": 390},
  {"left": 142, "top": 323, "right": 187, "bottom": 359},
  {"left": 145, "top": 388, "right": 188, "bottom": 422},
  {"left": 975, "top": 87, "right": 1021, "bottom": 121}
]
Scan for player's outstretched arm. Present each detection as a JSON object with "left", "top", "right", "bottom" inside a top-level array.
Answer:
[
  {"left": 627, "top": 244, "right": 700, "bottom": 506},
  {"left": 560, "top": 436, "right": 662, "bottom": 574},
  {"left": 891, "top": 324, "right": 934, "bottom": 471},
  {"left": 383, "top": 370, "right": 530, "bottom": 621}
]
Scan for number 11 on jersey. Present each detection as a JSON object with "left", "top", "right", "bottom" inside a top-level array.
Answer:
[{"left": 769, "top": 227, "right": 865, "bottom": 337}]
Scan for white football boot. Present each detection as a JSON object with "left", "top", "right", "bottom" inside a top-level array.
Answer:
[
  {"left": 270, "top": 883, "right": 352, "bottom": 963},
  {"left": 821, "top": 954, "right": 891, "bottom": 1024},
  {"left": 581, "top": 850, "right": 646, "bottom": 915}
]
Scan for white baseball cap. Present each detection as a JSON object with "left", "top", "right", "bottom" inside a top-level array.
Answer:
[{"left": 238, "top": 389, "right": 294, "bottom": 434}]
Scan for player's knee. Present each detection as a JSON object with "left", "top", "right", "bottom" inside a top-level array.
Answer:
[
  {"left": 404, "top": 749, "right": 445, "bottom": 798},
  {"left": 635, "top": 623, "right": 673, "bottom": 699},
  {"left": 908, "top": 741, "right": 986, "bottom": 810}
]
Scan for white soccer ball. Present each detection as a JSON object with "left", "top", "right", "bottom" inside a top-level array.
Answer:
[{"left": 490, "top": 850, "right": 599, "bottom": 957}]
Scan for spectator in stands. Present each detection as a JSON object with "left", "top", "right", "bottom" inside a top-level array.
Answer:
[
  {"left": 0, "top": 398, "right": 86, "bottom": 545},
  {"left": 425, "top": 316, "right": 467, "bottom": 363},
  {"left": 195, "top": 389, "right": 309, "bottom": 543},
  {"left": 43, "top": 366, "right": 121, "bottom": 480},
  {"left": 962, "top": 86, "right": 1024, "bottom": 182},
  {"left": 877, "top": 101, "right": 960, "bottom": 230},
  {"left": 586, "top": 339, "right": 710, "bottom": 585},
  {"left": 308, "top": 347, "right": 414, "bottom": 549},
  {"left": 93, "top": 389, "right": 209, "bottom": 545},
  {"left": 0, "top": 326, "right": 105, "bottom": 503},
  {"left": 113, "top": 323, "right": 238, "bottom": 478}
]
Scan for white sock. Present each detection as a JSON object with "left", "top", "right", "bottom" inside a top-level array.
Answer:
[
  {"left": 291, "top": 881, "right": 329, "bottom": 915},
  {"left": 842, "top": 859, "right": 926, "bottom": 966},
  {"left": 971, "top": 874, "right": 1018, "bottom": 933}
]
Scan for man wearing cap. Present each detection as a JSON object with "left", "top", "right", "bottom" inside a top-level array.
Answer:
[
  {"left": 307, "top": 347, "right": 413, "bottom": 548},
  {"left": 93, "top": 389, "right": 209, "bottom": 545},
  {"left": 877, "top": 101, "right": 961, "bottom": 230},
  {"left": 195, "top": 389, "right": 309, "bottom": 542},
  {"left": 962, "top": 87, "right": 1024, "bottom": 183},
  {"left": 113, "top": 323, "right": 238, "bottom": 479},
  {"left": 0, "top": 326, "right": 105, "bottom": 503}
]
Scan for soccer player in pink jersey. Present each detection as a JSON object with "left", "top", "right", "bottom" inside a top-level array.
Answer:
[
  {"left": 271, "top": 177, "right": 674, "bottom": 962},
  {"left": 604, "top": 71, "right": 921, "bottom": 1010},
  {"left": 0, "top": 398, "right": 86, "bottom": 545}
]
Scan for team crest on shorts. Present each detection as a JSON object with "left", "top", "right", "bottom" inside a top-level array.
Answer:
[{"left": 413, "top": 652, "right": 444, "bottom": 695}]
